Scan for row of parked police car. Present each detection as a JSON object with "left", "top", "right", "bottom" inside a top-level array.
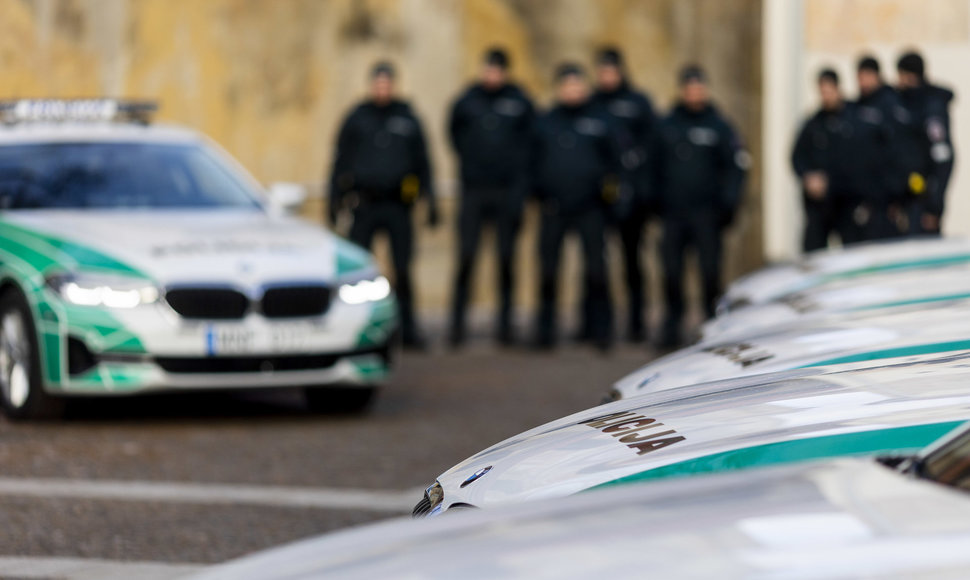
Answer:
[
  {"left": 5, "top": 100, "right": 970, "bottom": 577},
  {"left": 197, "top": 237, "right": 970, "bottom": 577}
]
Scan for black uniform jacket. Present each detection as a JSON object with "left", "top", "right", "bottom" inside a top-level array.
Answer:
[
  {"left": 791, "top": 103, "right": 856, "bottom": 205},
  {"left": 591, "top": 82, "right": 658, "bottom": 206},
  {"left": 329, "top": 99, "right": 434, "bottom": 204},
  {"left": 654, "top": 103, "right": 748, "bottom": 221},
  {"left": 449, "top": 83, "right": 535, "bottom": 192},
  {"left": 529, "top": 101, "right": 626, "bottom": 215},
  {"left": 897, "top": 83, "right": 955, "bottom": 216}
]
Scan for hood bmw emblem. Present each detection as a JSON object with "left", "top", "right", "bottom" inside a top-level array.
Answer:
[{"left": 460, "top": 466, "right": 492, "bottom": 488}]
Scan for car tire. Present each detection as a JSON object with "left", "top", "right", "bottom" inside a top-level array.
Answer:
[
  {"left": 303, "top": 385, "right": 376, "bottom": 414},
  {"left": 0, "top": 289, "right": 65, "bottom": 421}
]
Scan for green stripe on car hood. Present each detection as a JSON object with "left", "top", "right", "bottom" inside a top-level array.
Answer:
[
  {"left": 820, "top": 253, "right": 970, "bottom": 285},
  {"left": 802, "top": 339, "right": 970, "bottom": 368},
  {"left": 592, "top": 421, "right": 964, "bottom": 490},
  {"left": 0, "top": 219, "right": 146, "bottom": 276}
]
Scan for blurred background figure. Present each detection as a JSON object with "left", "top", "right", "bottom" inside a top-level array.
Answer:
[
  {"left": 895, "top": 50, "right": 955, "bottom": 237},
  {"left": 656, "top": 65, "right": 748, "bottom": 348},
  {"left": 327, "top": 62, "right": 439, "bottom": 350},
  {"left": 447, "top": 47, "right": 535, "bottom": 348},
  {"left": 588, "top": 47, "right": 658, "bottom": 344},
  {"left": 844, "top": 55, "right": 905, "bottom": 243},
  {"left": 791, "top": 68, "right": 854, "bottom": 252},
  {"left": 532, "top": 64, "right": 624, "bottom": 352}
]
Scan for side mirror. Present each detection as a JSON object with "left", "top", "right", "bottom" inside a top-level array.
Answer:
[{"left": 267, "top": 182, "right": 307, "bottom": 213}]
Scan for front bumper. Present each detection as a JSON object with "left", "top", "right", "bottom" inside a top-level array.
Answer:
[
  {"left": 61, "top": 342, "right": 394, "bottom": 395},
  {"left": 38, "top": 292, "right": 398, "bottom": 395}
]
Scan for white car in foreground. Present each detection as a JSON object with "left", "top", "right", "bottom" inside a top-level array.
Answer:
[
  {"left": 192, "top": 423, "right": 970, "bottom": 579},
  {"left": 0, "top": 100, "right": 398, "bottom": 419},
  {"left": 412, "top": 352, "right": 970, "bottom": 514}
]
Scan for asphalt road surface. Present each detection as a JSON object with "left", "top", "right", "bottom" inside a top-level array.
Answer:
[{"left": 0, "top": 340, "right": 655, "bottom": 578}]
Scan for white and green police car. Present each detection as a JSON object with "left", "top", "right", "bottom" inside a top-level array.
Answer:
[
  {"left": 413, "top": 352, "right": 970, "bottom": 516},
  {"left": 0, "top": 100, "right": 397, "bottom": 419},
  {"left": 194, "top": 422, "right": 970, "bottom": 579},
  {"left": 612, "top": 297, "right": 970, "bottom": 400},
  {"left": 719, "top": 237, "right": 970, "bottom": 313},
  {"left": 704, "top": 258, "right": 970, "bottom": 341}
]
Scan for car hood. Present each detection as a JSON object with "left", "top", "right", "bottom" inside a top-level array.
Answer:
[
  {"left": 0, "top": 209, "right": 373, "bottom": 286},
  {"left": 614, "top": 299, "right": 970, "bottom": 399},
  {"left": 430, "top": 353, "right": 970, "bottom": 510},
  {"left": 722, "top": 237, "right": 970, "bottom": 310},
  {"left": 190, "top": 459, "right": 970, "bottom": 579},
  {"left": 705, "top": 261, "right": 970, "bottom": 341}
]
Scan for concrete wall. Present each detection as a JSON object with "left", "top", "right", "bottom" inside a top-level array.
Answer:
[
  {"left": 764, "top": 0, "right": 969, "bottom": 261},
  {"left": 0, "top": 0, "right": 763, "bottom": 318}
]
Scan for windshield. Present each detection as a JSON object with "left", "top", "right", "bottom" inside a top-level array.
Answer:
[
  {"left": 913, "top": 426, "right": 970, "bottom": 489},
  {"left": 0, "top": 142, "right": 263, "bottom": 210}
]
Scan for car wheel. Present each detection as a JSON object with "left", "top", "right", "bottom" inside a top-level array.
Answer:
[
  {"left": 303, "top": 385, "right": 376, "bottom": 414},
  {"left": 0, "top": 290, "right": 65, "bottom": 420}
]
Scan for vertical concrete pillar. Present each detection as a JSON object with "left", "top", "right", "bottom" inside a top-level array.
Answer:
[{"left": 763, "top": 0, "right": 804, "bottom": 261}]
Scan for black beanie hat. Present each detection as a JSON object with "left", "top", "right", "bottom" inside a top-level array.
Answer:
[
  {"left": 678, "top": 64, "right": 707, "bottom": 85},
  {"left": 857, "top": 55, "right": 880, "bottom": 74},
  {"left": 897, "top": 51, "right": 925, "bottom": 79},
  {"left": 484, "top": 47, "right": 510, "bottom": 70},
  {"left": 555, "top": 62, "right": 585, "bottom": 82},
  {"left": 596, "top": 47, "right": 624, "bottom": 68}
]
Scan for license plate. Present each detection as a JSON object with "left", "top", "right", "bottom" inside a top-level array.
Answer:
[{"left": 205, "top": 324, "right": 314, "bottom": 355}]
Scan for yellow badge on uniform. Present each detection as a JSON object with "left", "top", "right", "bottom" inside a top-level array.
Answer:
[
  {"left": 909, "top": 172, "right": 926, "bottom": 195},
  {"left": 401, "top": 175, "right": 420, "bottom": 204}
]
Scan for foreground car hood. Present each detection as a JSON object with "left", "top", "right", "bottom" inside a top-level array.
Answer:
[
  {"left": 2, "top": 209, "right": 369, "bottom": 285},
  {"left": 722, "top": 237, "right": 970, "bottom": 310},
  {"left": 431, "top": 353, "right": 970, "bottom": 510},
  {"left": 191, "top": 459, "right": 970, "bottom": 579},
  {"left": 614, "top": 299, "right": 970, "bottom": 399}
]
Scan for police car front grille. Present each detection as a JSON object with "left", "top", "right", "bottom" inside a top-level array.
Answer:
[
  {"left": 261, "top": 286, "right": 332, "bottom": 318},
  {"left": 165, "top": 288, "right": 250, "bottom": 320},
  {"left": 154, "top": 344, "right": 389, "bottom": 374},
  {"left": 156, "top": 353, "right": 341, "bottom": 374}
]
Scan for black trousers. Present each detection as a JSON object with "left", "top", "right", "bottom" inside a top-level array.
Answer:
[
  {"left": 450, "top": 188, "right": 521, "bottom": 338},
  {"left": 578, "top": 205, "right": 649, "bottom": 338},
  {"left": 349, "top": 201, "right": 419, "bottom": 339},
  {"left": 536, "top": 208, "right": 611, "bottom": 344},
  {"left": 803, "top": 199, "right": 838, "bottom": 253},
  {"left": 661, "top": 211, "right": 722, "bottom": 327},
  {"left": 616, "top": 205, "right": 649, "bottom": 334}
]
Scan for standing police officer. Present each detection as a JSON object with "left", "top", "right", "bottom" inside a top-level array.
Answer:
[
  {"left": 844, "top": 56, "right": 905, "bottom": 242},
  {"left": 791, "top": 69, "right": 855, "bottom": 252},
  {"left": 656, "top": 66, "right": 748, "bottom": 348},
  {"left": 328, "top": 62, "right": 439, "bottom": 349},
  {"left": 447, "top": 48, "right": 535, "bottom": 347},
  {"left": 589, "top": 47, "right": 658, "bottom": 343},
  {"left": 895, "top": 51, "right": 955, "bottom": 236},
  {"left": 532, "top": 64, "right": 625, "bottom": 351}
]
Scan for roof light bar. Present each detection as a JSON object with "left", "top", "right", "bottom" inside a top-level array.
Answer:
[{"left": 0, "top": 99, "right": 158, "bottom": 125}]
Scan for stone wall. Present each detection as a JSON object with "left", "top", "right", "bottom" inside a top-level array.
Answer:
[
  {"left": 0, "top": 0, "right": 763, "bottom": 318},
  {"left": 766, "top": 0, "right": 969, "bottom": 259}
]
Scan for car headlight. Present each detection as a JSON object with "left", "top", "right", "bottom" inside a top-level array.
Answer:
[
  {"left": 338, "top": 275, "right": 391, "bottom": 305},
  {"left": 47, "top": 273, "right": 160, "bottom": 309}
]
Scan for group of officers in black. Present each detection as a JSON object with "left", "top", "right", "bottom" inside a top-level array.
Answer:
[
  {"left": 792, "top": 52, "right": 955, "bottom": 253},
  {"left": 328, "top": 48, "right": 749, "bottom": 351}
]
